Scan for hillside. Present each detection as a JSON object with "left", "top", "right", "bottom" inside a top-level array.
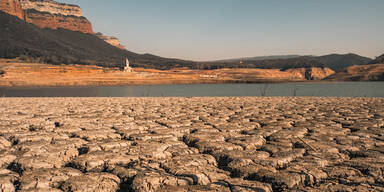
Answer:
[
  {"left": 214, "top": 55, "right": 301, "bottom": 62},
  {"left": 310, "top": 53, "right": 372, "bottom": 72},
  {"left": 0, "top": 11, "right": 196, "bottom": 69},
  {"left": 204, "top": 54, "right": 372, "bottom": 72},
  {"left": 326, "top": 64, "right": 384, "bottom": 81},
  {"left": 199, "top": 57, "right": 326, "bottom": 70},
  {"left": 371, "top": 54, "right": 384, "bottom": 64}
]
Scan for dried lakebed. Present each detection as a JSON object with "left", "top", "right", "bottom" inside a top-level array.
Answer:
[{"left": 0, "top": 97, "right": 383, "bottom": 192}]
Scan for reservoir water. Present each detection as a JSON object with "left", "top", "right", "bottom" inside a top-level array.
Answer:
[{"left": 0, "top": 82, "right": 383, "bottom": 97}]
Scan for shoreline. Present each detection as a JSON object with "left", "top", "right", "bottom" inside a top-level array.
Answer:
[
  {"left": 0, "top": 80, "right": 375, "bottom": 88},
  {"left": 0, "top": 60, "right": 382, "bottom": 88}
]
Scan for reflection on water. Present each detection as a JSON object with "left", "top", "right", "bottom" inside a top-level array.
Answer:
[{"left": 0, "top": 82, "right": 383, "bottom": 97}]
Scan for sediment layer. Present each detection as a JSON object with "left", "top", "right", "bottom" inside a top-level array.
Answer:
[
  {"left": 0, "top": 61, "right": 335, "bottom": 87},
  {"left": 0, "top": 97, "right": 383, "bottom": 191}
]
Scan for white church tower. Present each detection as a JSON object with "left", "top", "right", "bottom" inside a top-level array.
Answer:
[{"left": 124, "top": 58, "right": 132, "bottom": 72}]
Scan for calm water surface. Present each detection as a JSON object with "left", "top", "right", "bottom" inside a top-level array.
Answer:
[{"left": 0, "top": 82, "right": 383, "bottom": 97}]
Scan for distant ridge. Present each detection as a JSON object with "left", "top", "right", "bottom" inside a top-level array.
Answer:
[
  {"left": 326, "top": 64, "right": 384, "bottom": 81},
  {"left": 206, "top": 53, "right": 373, "bottom": 72},
  {"left": 213, "top": 55, "right": 301, "bottom": 62},
  {"left": 310, "top": 53, "right": 372, "bottom": 72}
]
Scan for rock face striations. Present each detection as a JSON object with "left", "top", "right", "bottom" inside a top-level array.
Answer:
[
  {"left": 20, "top": 0, "right": 83, "bottom": 17},
  {"left": 0, "top": 0, "right": 24, "bottom": 19},
  {"left": 0, "top": 0, "right": 93, "bottom": 34}
]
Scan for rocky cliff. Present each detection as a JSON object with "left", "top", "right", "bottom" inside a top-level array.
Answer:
[
  {"left": 20, "top": 0, "right": 82, "bottom": 17},
  {"left": 95, "top": 32, "right": 126, "bottom": 50},
  {"left": 0, "top": 0, "right": 93, "bottom": 34},
  {"left": 284, "top": 67, "right": 335, "bottom": 80},
  {"left": 0, "top": 0, "right": 24, "bottom": 19},
  {"left": 305, "top": 67, "right": 335, "bottom": 80},
  {"left": 24, "top": 9, "right": 93, "bottom": 34}
]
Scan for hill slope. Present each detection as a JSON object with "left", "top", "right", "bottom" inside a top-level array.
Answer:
[
  {"left": 310, "top": 54, "right": 372, "bottom": 72},
  {"left": 0, "top": 11, "right": 196, "bottom": 69},
  {"left": 326, "top": 64, "right": 384, "bottom": 81},
  {"left": 199, "top": 57, "right": 326, "bottom": 70},
  {"left": 371, "top": 54, "right": 384, "bottom": 64},
  {"left": 205, "top": 54, "right": 372, "bottom": 72},
  {"left": 214, "top": 55, "right": 301, "bottom": 62}
]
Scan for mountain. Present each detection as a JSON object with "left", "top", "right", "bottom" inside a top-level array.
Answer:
[
  {"left": 309, "top": 53, "right": 372, "bottom": 72},
  {"left": 204, "top": 54, "right": 373, "bottom": 72},
  {"left": 0, "top": 10, "right": 196, "bottom": 69},
  {"left": 214, "top": 55, "right": 301, "bottom": 62},
  {"left": 199, "top": 57, "right": 326, "bottom": 70}
]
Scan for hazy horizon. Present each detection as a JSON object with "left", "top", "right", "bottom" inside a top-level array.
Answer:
[{"left": 59, "top": 0, "right": 383, "bottom": 61}]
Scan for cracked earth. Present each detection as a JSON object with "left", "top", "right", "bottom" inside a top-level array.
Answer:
[{"left": 0, "top": 97, "right": 383, "bottom": 192}]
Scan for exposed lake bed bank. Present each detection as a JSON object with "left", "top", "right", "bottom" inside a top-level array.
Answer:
[
  {"left": 1, "top": 59, "right": 382, "bottom": 88},
  {"left": 0, "top": 97, "right": 383, "bottom": 191}
]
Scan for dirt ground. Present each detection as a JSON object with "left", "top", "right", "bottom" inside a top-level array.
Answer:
[{"left": 0, "top": 97, "right": 383, "bottom": 191}]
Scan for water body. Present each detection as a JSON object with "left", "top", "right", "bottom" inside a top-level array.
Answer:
[{"left": 0, "top": 82, "right": 383, "bottom": 97}]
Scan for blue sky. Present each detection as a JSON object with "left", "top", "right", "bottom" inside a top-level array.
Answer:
[{"left": 59, "top": 0, "right": 384, "bottom": 61}]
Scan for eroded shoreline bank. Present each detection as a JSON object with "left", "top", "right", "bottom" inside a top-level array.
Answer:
[
  {"left": 0, "top": 60, "right": 333, "bottom": 87},
  {"left": 1, "top": 60, "right": 383, "bottom": 87}
]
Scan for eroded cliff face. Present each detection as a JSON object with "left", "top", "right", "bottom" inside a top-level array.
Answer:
[
  {"left": 95, "top": 32, "right": 126, "bottom": 49},
  {"left": 0, "top": 0, "right": 93, "bottom": 34},
  {"left": 305, "top": 67, "right": 335, "bottom": 80},
  {"left": 0, "top": 0, "right": 24, "bottom": 19},
  {"left": 20, "top": 0, "right": 82, "bottom": 17},
  {"left": 24, "top": 9, "right": 93, "bottom": 33},
  {"left": 285, "top": 67, "right": 335, "bottom": 80}
]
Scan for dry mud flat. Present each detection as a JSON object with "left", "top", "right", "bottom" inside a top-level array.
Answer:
[{"left": 0, "top": 97, "right": 383, "bottom": 192}]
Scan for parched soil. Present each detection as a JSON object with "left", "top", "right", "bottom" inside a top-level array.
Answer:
[{"left": 0, "top": 97, "right": 383, "bottom": 192}]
